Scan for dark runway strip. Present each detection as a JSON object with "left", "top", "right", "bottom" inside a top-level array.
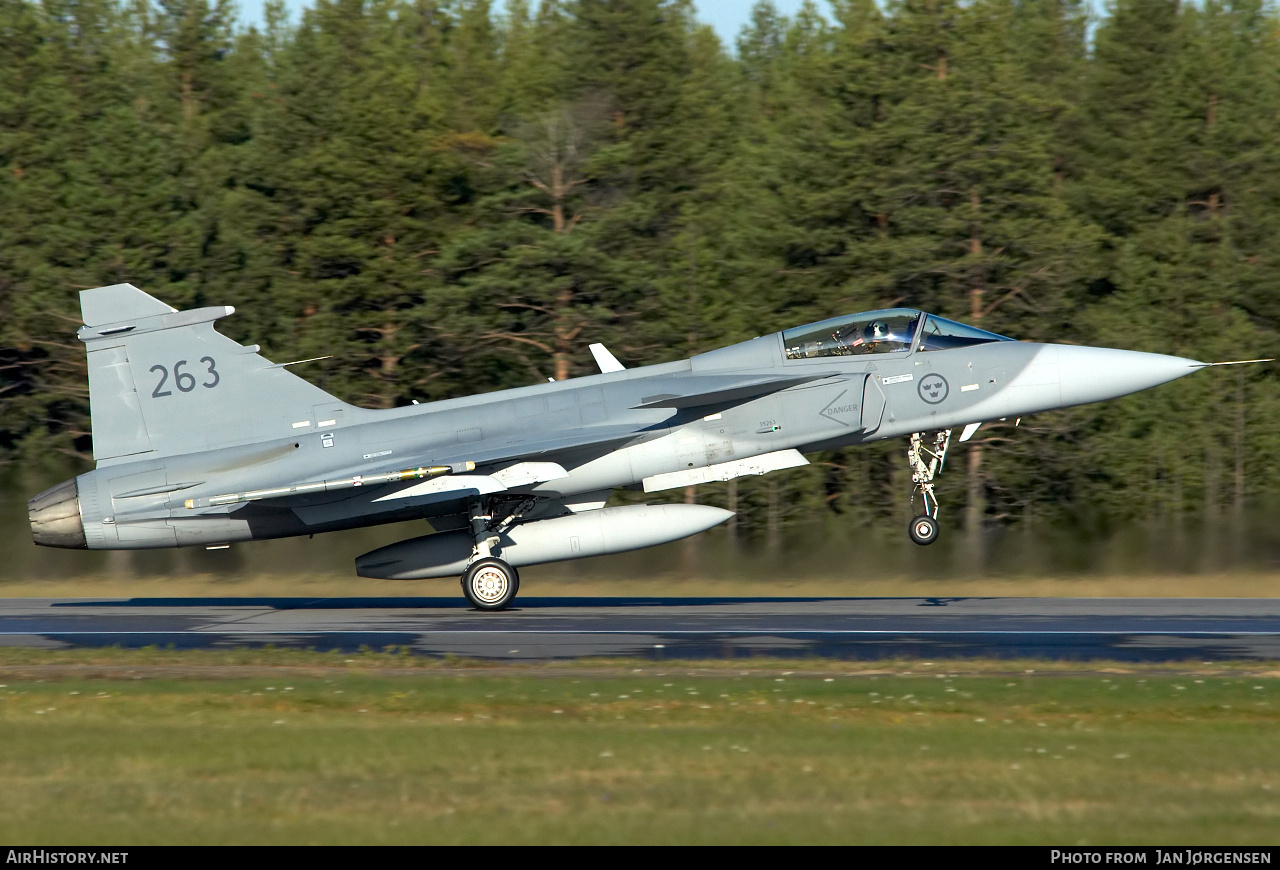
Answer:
[{"left": 0, "top": 596, "right": 1278, "bottom": 661}]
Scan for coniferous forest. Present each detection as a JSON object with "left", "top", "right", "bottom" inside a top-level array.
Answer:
[{"left": 1, "top": 0, "right": 1278, "bottom": 565}]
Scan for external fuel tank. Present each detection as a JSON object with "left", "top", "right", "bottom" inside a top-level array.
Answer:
[{"left": 355, "top": 503, "right": 732, "bottom": 580}]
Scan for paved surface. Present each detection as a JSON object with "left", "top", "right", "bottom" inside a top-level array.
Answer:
[{"left": 1, "top": 596, "right": 1278, "bottom": 661}]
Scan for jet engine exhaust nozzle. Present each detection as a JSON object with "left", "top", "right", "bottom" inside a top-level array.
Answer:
[{"left": 28, "top": 478, "right": 87, "bottom": 549}]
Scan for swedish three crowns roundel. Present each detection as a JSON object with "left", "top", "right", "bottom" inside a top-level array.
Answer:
[{"left": 918, "top": 373, "right": 949, "bottom": 404}]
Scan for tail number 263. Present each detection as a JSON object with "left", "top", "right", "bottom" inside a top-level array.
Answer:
[{"left": 150, "top": 357, "right": 220, "bottom": 397}]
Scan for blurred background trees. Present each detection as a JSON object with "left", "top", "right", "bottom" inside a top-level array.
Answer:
[{"left": 1, "top": 0, "right": 1277, "bottom": 566}]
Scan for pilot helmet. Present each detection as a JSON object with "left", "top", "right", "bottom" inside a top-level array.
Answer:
[{"left": 864, "top": 320, "right": 890, "bottom": 342}]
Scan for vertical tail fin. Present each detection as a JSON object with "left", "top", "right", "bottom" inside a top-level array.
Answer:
[{"left": 80, "top": 284, "right": 353, "bottom": 464}]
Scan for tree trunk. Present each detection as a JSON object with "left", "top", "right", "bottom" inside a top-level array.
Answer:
[
  {"left": 551, "top": 163, "right": 566, "bottom": 233},
  {"left": 553, "top": 286, "right": 574, "bottom": 380},
  {"left": 1232, "top": 369, "right": 1246, "bottom": 561},
  {"left": 726, "top": 479, "right": 739, "bottom": 547},
  {"left": 965, "top": 446, "right": 984, "bottom": 536},
  {"left": 181, "top": 71, "right": 196, "bottom": 125},
  {"left": 678, "top": 484, "right": 700, "bottom": 577},
  {"left": 378, "top": 322, "right": 399, "bottom": 408},
  {"left": 1202, "top": 433, "right": 1221, "bottom": 571},
  {"left": 965, "top": 190, "right": 985, "bottom": 566},
  {"left": 766, "top": 477, "right": 781, "bottom": 554}
]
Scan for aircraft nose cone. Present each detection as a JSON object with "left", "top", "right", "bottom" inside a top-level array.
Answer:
[{"left": 1054, "top": 345, "right": 1203, "bottom": 406}]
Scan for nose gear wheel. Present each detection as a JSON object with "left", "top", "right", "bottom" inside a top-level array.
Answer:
[{"left": 908, "top": 514, "right": 939, "bottom": 545}]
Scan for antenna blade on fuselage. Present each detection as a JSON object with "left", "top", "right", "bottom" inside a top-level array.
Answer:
[{"left": 589, "top": 343, "right": 626, "bottom": 373}]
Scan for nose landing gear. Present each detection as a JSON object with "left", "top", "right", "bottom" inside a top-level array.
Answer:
[{"left": 907, "top": 429, "right": 951, "bottom": 546}]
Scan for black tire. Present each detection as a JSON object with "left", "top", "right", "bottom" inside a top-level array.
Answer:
[
  {"left": 461, "top": 557, "right": 518, "bottom": 611},
  {"left": 463, "top": 568, "right": 519, "bottom": 595},
  {"left": 461, "top": 565, "right": 520, "bottom": 596},
  {"left": 908, "top": 514, "right": 940, "bottom": 546}
]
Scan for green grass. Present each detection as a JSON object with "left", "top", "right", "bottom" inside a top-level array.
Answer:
[{"left": 0, "top": 653, "right": 1277, "bottom": 844}]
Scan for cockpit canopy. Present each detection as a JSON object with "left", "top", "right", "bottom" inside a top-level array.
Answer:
[{"left": 782, "top": 309, "right": 1015, "bottom": 360}]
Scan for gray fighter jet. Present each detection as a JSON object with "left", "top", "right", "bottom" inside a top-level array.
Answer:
[{"left": 27, "top": 284, "right": 1261, "bottom": 610}]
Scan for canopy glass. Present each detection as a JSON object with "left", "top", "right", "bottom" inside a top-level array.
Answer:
[
  {"left": 783, "top": 309, "right": 922, "bottom": 360},
  {"left": 916, "top": 315, "right": 1014, "bottom": 352},
  {"left": 782, "top": 309, "right": 1013, "bottom": 360}
]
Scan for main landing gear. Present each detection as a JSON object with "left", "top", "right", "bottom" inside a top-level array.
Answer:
[
  {"left": 907, "top": 429, "right": 951, "bottom": 546},
  {"left": 462, "top": 557, "right": 519, "bottom": 611},
  {"left": 459, "top": 498, "right": 530, "bottom": 611}
]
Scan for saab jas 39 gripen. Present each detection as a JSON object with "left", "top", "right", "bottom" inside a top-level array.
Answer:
[{"left": 27, "top": 284, "right": 1266, "bottom": 610}]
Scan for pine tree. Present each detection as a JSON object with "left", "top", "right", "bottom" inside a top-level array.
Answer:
[
  {"left": 1065, "top": 0, "right": 1280, "bottom": 552},
  {"left": 236, "top": 0, "right": 460, "bottom": 408},
  {"left": 437, "top": 96, "right": 631, "bottom": 385},
  {"left": 0, "top": 0, "right": 179, "bottom": 462}
]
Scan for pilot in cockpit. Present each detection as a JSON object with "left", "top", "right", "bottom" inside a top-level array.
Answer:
[{"left": 833, "top": 314, "right": 918, "bottom": 355}]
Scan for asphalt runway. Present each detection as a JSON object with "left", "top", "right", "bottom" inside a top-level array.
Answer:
[{"left": 1, "top": 596, "right": 1279, "bottom": 661}]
